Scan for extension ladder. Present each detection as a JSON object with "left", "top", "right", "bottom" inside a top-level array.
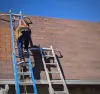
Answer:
[
  {"left": 39, "top": 46, "right": 69, "bottom": 94},
  {"left": 9, "top": 10, "right": 38, "bottom": 94}
]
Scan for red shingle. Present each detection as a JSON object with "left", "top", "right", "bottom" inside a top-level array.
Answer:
[{"left": 0, "top": 15, "right": 100, "bottom": 80}]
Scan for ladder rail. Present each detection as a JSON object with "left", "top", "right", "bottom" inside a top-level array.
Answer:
[
  {"left": 10, "top": 11, "right": 20, "bottom": 94},
  {"left": 40, "top": 46, "right": 69, "bottom": 94},
  {"left": 50, "top": 46, "right": 69, "bottom": 94},
  {"left": 28, "top": 57, "right": 38, "bottom": 94},
  {"left": 39, "top": 46, "right": 54, "bottom": 94},
  {"left": 20, "top": 12, "right": 38, "bottom": 94},
  {"left": 10, "top": 10, "right": 38, "bottom": 94},
  {"left": 21, "top": 67, "right": 28, "bottom": 94}
]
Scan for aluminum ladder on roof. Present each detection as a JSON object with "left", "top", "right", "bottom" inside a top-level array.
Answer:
[
  {"left": 9, "top": 10, "right": 38, "bottom": 94},
  {"left": 39, "top": 46, "right": 69, "bottom": 94}
]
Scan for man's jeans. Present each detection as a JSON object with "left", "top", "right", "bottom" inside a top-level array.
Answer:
[{"left": 17, "top": 31, "right": 30, "bottom": 60}]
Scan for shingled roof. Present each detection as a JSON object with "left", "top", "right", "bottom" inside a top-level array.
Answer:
[{"left": 0, "top": 14, "right": 100, "bottom": 80}]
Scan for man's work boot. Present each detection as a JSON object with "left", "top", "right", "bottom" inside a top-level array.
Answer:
[
  {"left": 24, "top": 49, "right": 28, "bottom": 53},
  {"left": 17, "top": 58, "right": 25, "bottom": 65}
]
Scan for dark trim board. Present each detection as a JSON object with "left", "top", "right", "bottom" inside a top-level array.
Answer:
[{"left": 0, "top": 79, "right": 100, "bottom": 85}]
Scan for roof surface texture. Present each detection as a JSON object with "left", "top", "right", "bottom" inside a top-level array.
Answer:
[{"left": 0, "top": 14, "right": 100, "bottom": 80}]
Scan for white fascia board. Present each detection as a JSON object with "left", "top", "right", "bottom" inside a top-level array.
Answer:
[{"left": 0, "top": 79, "right": 100, "bottom": 85}]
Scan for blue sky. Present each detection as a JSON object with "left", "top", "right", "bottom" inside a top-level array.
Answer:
[{"left": 0, "top": 0, "right": 100, "bottom": 22}]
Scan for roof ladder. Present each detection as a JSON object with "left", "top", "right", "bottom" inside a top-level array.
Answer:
[
  {"left": 39, "top": 46, "right": 69, "bottom": 94},
  {"left": 9, "top": 10, "right": 38, "bottom": 94}
]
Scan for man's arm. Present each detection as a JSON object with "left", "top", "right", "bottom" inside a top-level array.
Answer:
[
  {"left": 21, "top": 19, "right": 27, "bottom": 26},
  {"left": 15, "top": 25, "right": 20, "bottom": 32},
  {"left": 19, "top": 19, "right": 28, "bottom": 27}
]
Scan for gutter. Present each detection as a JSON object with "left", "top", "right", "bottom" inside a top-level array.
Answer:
[{"left": 0, "top": 79, "right": 100, "bottom": 85}]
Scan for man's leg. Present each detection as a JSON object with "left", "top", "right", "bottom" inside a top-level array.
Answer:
[
  {"left": 24, "top": 39, "right": 29, "bottom": 51},
  {"left": 24, "top": 32, "right": 30, "bottom": 52},
  {"left": 17, "top": 38, "right": 24, "bottom": 62}
]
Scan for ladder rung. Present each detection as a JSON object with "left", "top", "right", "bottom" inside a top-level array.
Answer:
[
  {"left": 42, "top": 47, "right": 51, "bottom": 50},
  {"left": 16, "top": 54, "right": 33, "bottom": 58},
  {"left": 48, "top": 71, "right": 59, "bottom": 74},
  {"left": 18, "top": 72, "right": 31, "bottom": 75},
  {"left": 50, "top": 80, "right": 63, "bottom": 84},
  {"left": 43, "top": 55, "right": 54, "bottom": 57},
  {"left": 11, "top": 13, "right": 21, "bottom": 16},
  {"left": 21, "top": 93, "right": 34, "bottom": 94},
  {"left": 19, "top": 81, "right": 33, "bottom": 85},
  {"left": 15, "top": 47, "right": 31, "bottom": 49},
  {"left": 17, "top": 61, "right": 27, "bottom": 65},
  {"left": 17, "top": 62, "right": 29, "bottom": 66},
  {"left": 54, "top": 91, "right": 67, "bottom": 94},
  {"left": 30, "top": 47, "right": 51, "bottom": 51},
  {"left": 46, "top": 63, "right": 57, "bottom": 65},
  {"left": 30, "top": 48, "right": 40, "bottom": 51}
]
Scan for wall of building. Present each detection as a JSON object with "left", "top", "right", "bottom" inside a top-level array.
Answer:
[{"left": 1, "top": 85, "right": 99, "bottom": 94}]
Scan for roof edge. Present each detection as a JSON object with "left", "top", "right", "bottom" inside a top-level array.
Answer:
[{"left": 0, "top": 79, "right": 100, "bottom": 85}]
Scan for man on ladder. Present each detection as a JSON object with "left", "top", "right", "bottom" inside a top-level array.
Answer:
[{"left": 15, "top": 18, "right": 31, "bottom": 64}]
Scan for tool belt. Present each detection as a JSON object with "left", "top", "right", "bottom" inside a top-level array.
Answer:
[
  {"left": 15, "top": 27, "right": 31, "bottom": 40},
  {"left": 20, "top": 27, "right": 30, "bottom": 32}
]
